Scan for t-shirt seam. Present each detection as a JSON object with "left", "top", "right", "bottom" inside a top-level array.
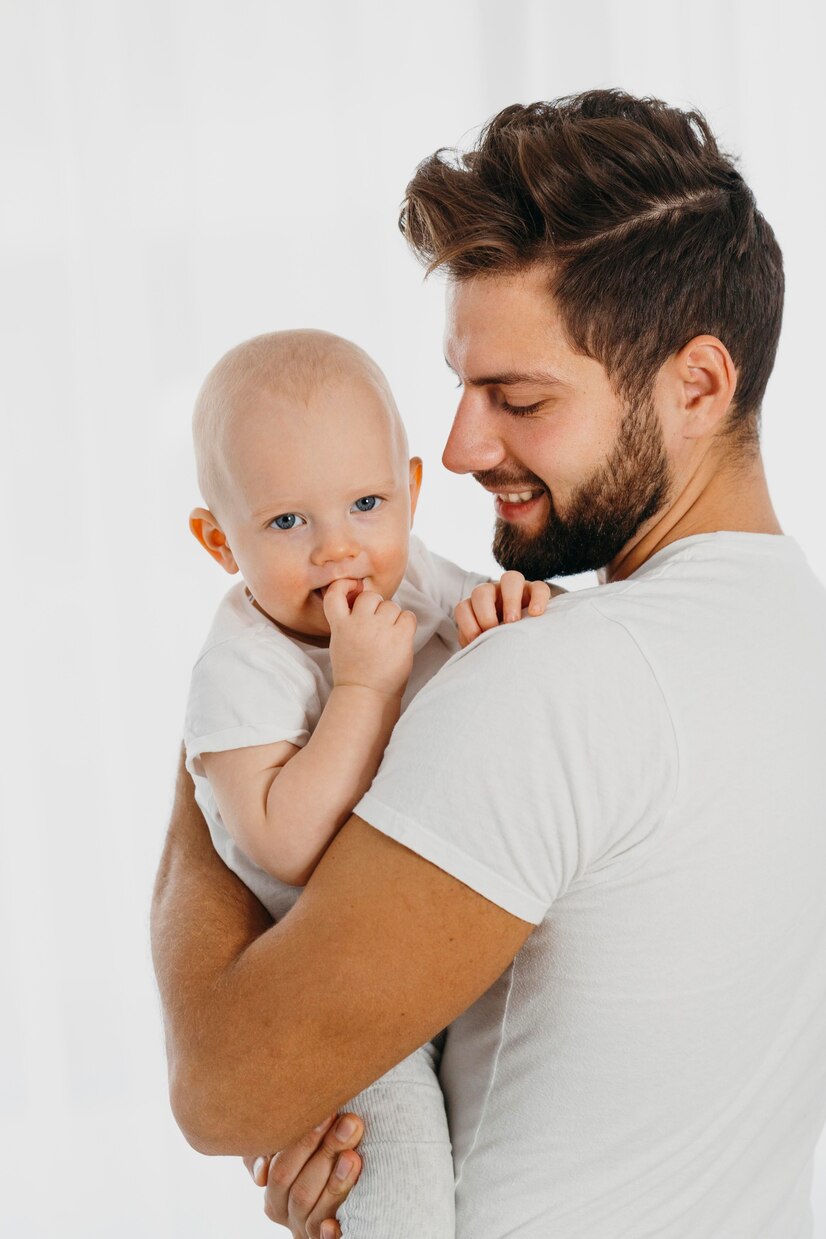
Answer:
[{"left": 454, "top": 962, "right": 517, "bottom": 1192}]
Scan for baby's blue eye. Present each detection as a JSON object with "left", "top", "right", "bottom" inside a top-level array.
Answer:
[
  {"left": 270, "top": 513, "right": 305, "bottom": 530},
  {"left": 352, "top": 496, "right": 382, "bottom": 512}
]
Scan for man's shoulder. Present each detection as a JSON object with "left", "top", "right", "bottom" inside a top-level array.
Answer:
[
  {"left": 413, "top": 581, "right": 673, "bottom": 739},
  {"left": 456, "top": 582, "right": 648, "bottom": 673}
]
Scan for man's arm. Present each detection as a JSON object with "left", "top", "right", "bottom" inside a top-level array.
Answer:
[{"left": 151, "top": 751, "right": 533, "bottom": 1156}]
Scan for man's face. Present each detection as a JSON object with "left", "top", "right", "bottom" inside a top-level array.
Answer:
[{"left": 442, "top": 268, "right": 672, "bottom": 579}]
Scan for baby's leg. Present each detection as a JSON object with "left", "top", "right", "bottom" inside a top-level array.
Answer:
[{"left": 336, "top": 1036, "right": 454, "bottom": 1238}]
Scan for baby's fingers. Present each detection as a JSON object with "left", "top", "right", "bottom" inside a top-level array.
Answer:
[
  {"left": 322, "top": 579, "right": 363, "bottom": 624},
  {"left": 454, "top": 598, "right": 483, "bottom": 649},
  {"left": 526, "top": 580, "right": 553, "bottom": 616},
  {"left": 499, "top": 570, "right": 527, "bottom": 623},
  {"left": 468, "top": 581, "right": 501, "bottom": 630}
]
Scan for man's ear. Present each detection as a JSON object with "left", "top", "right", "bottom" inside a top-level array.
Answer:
[
  {"left": 673, "top": 335, "right": 738, "bottom": 440},
  {"left": 408, "top": 457, "right": 424, "bottom": 526},
  {"left": 189, "top": 508, "right": 239, "bottom": 574}
]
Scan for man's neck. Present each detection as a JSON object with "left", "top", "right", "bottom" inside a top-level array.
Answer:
[{"left": 602, "top": 446, "right": 782, "bottom": 584}]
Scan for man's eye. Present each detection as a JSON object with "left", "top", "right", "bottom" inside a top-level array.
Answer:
[
  {"left": 500, "top": 399, "right": 543, "bottom": 416},
  {"left": 269, "top": 513, "right": 306, "bottom": 530},
  {"left": 352, "top": 496, "right": 383, "bottom": 512}
]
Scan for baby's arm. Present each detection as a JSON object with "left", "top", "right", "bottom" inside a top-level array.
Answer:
[
  {"left": 201, "top": 579, "right": 416, "bottom": 887},
  {"left": 454, "top": 569, "right": 567, "bottom": 648}
]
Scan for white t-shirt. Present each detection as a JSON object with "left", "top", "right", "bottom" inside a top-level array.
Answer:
[
  {"left": 356, "top": 532, "right": 826, "bottom": 1239},
  {"left": 184, "top": 535, "right": 486, "bottom": 920}
]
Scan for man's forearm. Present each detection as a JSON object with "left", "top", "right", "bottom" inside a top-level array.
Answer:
[
  {"left": 151, "top": 751, "right": 273, "bottom": 1142},
  {"left": 152, "top": 751, "right": 532, "bottom": 1157}
]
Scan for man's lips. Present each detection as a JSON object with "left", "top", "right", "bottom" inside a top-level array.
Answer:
[{"left": 480, "top": 485, "right": 547, "bottom": 521}]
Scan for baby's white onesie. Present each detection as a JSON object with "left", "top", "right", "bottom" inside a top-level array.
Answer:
[{"left": 184, "top": 535, "right": 486, "bottom": 1238}]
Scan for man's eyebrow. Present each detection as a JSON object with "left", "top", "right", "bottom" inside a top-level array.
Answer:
[{"left": 444, "top": 358, "right": 566, "bottom": 387}]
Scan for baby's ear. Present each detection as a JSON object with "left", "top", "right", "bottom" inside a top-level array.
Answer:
[
  {"left": 408, "top": 456, "right": 424, "bottom": 525},
  {"left": 189, "top": 508, "right": 239, "bottom": 574}
]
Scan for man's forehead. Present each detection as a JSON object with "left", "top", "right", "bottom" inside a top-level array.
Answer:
[{"left": 443, "top": 269, "right": 573, "bottom": 381}]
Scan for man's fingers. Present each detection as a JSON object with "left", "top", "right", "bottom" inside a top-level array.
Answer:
[
  {"left": 499, "top": 570, "right": 527, "bottom": 622},
  {"left": 454, "top": 598, "right": 483, "bottom": 648},
  {"left": 258, "top": 1116, "right": 337, "bottom": 1222},
  {"left": 243, "top": 1153, "right": 273, "bottom": 1186},
  {"left": 527, "top": 580, "right": 552, "bottom": 615},
  {"left": 303, "top": 1149, "right": 363, "bottom": 1239},
  {"left": 263, "top": 1113, "right": 365, "bottom": 1235}
]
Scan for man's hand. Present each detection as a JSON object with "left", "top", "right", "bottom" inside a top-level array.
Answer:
[
  {"left": 243, "top": 1113, "right": 364, "bottom": 1239},
  {"left": 455, "top": 570, "right": 554, "bottom": 648}
]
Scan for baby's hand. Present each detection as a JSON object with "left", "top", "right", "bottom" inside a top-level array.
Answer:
[
  {"left": 455, "top": 570, "right": 553, "bottom": 649},
  {"left": 324, "top": 578, "right": 417, "bottom": 698}
]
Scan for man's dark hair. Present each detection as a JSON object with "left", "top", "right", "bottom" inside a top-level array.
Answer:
[{"left": 400, "top": 89, "right": 784, "bottom": 443}]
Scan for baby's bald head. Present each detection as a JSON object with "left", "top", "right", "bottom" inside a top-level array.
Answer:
[{"left": 193, "top": 329, "right": 408, "bottom": 519}]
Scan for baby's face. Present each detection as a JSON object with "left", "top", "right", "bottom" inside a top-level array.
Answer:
[{"left": 217, "top": 375, "right": 419, "bottom": 640}]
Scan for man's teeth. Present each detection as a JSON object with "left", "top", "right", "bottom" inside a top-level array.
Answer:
[{"left": 498, "top": 490, "right": 539, "bottom": 503}]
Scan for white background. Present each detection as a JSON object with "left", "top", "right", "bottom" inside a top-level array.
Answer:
[{"left": 2, "top": 1, "right": 825, "bottom": 1235}]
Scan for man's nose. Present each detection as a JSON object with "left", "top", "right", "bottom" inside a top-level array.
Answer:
[
  {"left": 310, "top": 525, "right": 362, "bottom": 568},
  {"left": 441, "top": 392, "right": 505, "bottom": 475}
]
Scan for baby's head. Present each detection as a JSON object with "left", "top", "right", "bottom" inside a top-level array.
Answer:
[{"left": 190, "top": 329, "right": 422, "bottom": 641}]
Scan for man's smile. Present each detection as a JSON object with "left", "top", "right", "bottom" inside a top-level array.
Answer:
[{"left": 492, "top": 490, "right": 546, "bottom": 522}]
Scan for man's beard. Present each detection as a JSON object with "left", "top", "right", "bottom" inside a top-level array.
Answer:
[{"left": 487, "top": 395, "right": 672, "bottom": 579}]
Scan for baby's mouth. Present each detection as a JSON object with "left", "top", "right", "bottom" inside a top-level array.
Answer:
[{"left": 313, "top": 578, "right": 368, "bottom": 601}]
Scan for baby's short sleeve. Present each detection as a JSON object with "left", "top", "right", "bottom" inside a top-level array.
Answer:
[{"left": 184, "top": 631, "right": 320, "bottom": 777}]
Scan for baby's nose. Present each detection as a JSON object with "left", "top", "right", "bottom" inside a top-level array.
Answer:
[{"left": 310, "top": 530, "right": 362, "bottom": 568}]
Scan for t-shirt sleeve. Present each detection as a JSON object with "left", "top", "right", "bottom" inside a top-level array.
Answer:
[
  {"left": 405, "top": 535, "right": 490, "bottom": 617},
  {"left": 184, "top": 632, "right": 319, "bottom": 777},
  {"left": 355, "top": 599, "right": 678, "bottom": 923}
]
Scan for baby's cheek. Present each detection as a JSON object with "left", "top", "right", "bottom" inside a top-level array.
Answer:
[
  {"left": 375, "top": 541, "right": 409, "bottom": 595},
  {"left": 256, "top": 563, "right": 306, "bottom": 613}
]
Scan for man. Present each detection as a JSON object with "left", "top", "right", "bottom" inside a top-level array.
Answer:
[{"left": 152, "top": 90, "right": 826, "bottom": 1238}]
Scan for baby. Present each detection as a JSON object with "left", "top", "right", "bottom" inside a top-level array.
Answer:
[{"left": 183, "top": 329, "right": 552, "bottom": 1237}]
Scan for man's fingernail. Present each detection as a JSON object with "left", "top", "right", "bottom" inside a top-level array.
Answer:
[
  {"left": 314, "top": 1115, "right": 334, "bottom": 1132},
  {"left": 252, "top": 1156, "right": 267, "bottom": 1183},
  {"left": 335, "top": 1153, "right": 352, "bottom": 1180},
  {"left": 335, "top": 1116, "right": 358, "bottom": 1141},
  {"left": 321, "top": 1222, "right": 337, "bottom": 1239}
]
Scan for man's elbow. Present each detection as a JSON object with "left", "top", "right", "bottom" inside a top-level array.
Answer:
[
  {"left": 168, "top": 1062, "right": 224, "bottom": 1155},
  {"left": 169, "top": 1060, "right": 263, "bottom": 1154},
  {"left": 167, "top": 1055, "right": 293, "bottom": 1157}
]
